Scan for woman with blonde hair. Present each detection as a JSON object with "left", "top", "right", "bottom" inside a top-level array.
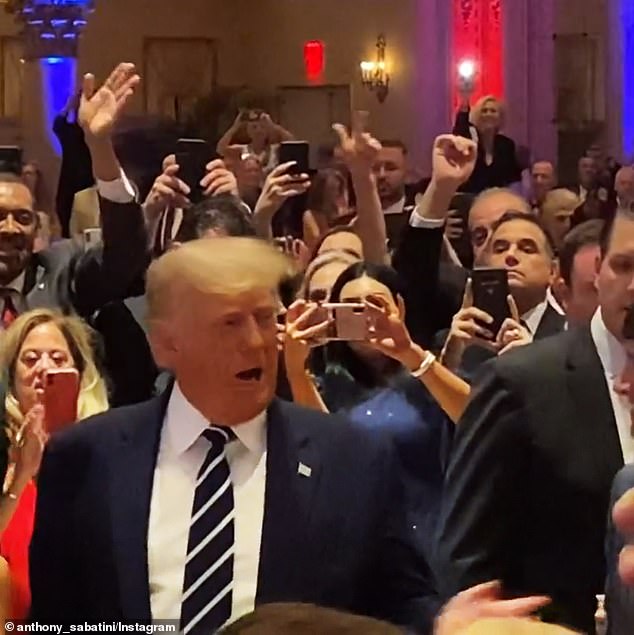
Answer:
[
  {"left": 454, "top": 90, "right": 521, "bottom": 193},
  {"left": 0, "top": 309, "right": 108, "bottom": 620}
]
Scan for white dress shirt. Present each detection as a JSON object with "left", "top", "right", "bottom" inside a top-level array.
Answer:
[
  {"left": 148, "top": 383, "right": 267, "bottom": 626},
  {"left": 96, "top": 170, "right": 136, "bottom": 203},
  {"left": 522, "top": 298, "right": 549, "bottom": 335},
  {"left": 383, "top": 196, "right": 406, "bottom": 216},
  {"left": 590, "top": 309, "right": 634, "bottom": 463}
]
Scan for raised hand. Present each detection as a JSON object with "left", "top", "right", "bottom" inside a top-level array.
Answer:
[
  {"left": 143, "top": 154, "right": 190, "bottom": 220},
  {"left": 432, "top": 134, "right": 477, "bottom": 188},
  {"left": 364, "top": 294, "right": 426, "bottom": 370},
  {"left": 79, "top": 63, "right": 140, "bottom": 141},
  {"left": 284, "top": 300, "right": 330, "bottom": 375},
  {"left": 254, "top": 161, "right": 311, "bottom": 219},
  {"left": 497, "top": 295, "right": 533, "bottom": 356},
  {"left": 332, "top": 111, "right": 382, "bottom": 173},
  {"left": 14, "top": 404, "right": 49, "bottom": 483},
  {"left": 435, "top": 581, "right": 550, "bottom": 635},
  {"left": 200, "top": 159, "right": 239, "bottom": 198}
]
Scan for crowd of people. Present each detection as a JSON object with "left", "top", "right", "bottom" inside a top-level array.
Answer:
[{"left": 0, "top": 59, "right": 632, "bottom": 635}]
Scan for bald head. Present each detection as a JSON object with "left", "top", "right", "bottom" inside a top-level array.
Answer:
[{"left": 616, "top": 166, "right": 634, "bottom": 204}]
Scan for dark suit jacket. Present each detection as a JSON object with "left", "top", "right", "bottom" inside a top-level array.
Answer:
[
  {"left": 435, "top": 327, "right": 624, "bottom": 633},
  {"left": 453, "top": 110, "right": 521, "bottom": 194},
  {"left": 606, "top": 464, "right": 634, "bottom": 635},
  {"left": 13, "top": 198, "right": 151, "bottom": 406},
  {"left": 393, "top": 224, "right": 465, "bottom": 348},
  {"left": 30, "top": 394, "right": 439, "bottom": 632},
  {"left": 440, "top": 302, "right": 566, "bottom": 379}
]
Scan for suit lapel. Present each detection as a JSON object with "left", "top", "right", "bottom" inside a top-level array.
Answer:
[
  {"left": 109, "top": 391, "right": 169, "bottom": 620},
  {"left": 535, "top": 304, "right": 566, "bottom": 339},
  {"left": 566, "top": 327, "right": 624, "bottom": 479},
  {"left": 256, "top": 400, "right": 322, "bottom": 603}
]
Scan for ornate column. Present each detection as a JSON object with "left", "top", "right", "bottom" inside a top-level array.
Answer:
[
  {"left": 451, "top": 0, "right": 504, "bottom": 109},
  {"left": 503, "top": 0, "right": 556, "bottom": 162},
  {"left": 4, "top": 0, "right": 94, "bottom": 211},
  {"left": 607, "top": 0, "right": 634, "bottom": 162}
]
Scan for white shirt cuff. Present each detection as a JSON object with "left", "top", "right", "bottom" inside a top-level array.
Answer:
[
  {"left": 97, "top": 169, "right": 136, "bottom": 204},
  {"left": 409, "top": 207, "right": 446, "bottom": 229}
]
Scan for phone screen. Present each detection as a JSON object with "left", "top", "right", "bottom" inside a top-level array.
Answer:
[
  {"left": 43, "top": 369, "right": 79, "bottom": 435},
  {"left": 175, "top": 138, "right": 215, "bottom": 204},
  {"left": 471, "top": 268, "right": 511, "bottom": 339},
  {"left": 278, "top": 141, "right": 310, "bottom": 176}
]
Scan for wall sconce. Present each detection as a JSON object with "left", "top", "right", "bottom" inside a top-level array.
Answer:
[{"left": 360, "top": 34, "right": 390, "bottom": 103}]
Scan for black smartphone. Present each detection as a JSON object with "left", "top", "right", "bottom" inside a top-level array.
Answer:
[
  {"left": 471, "top": 268, "right": 511, "bottom": 339},
  {"left": 175, "top": 138, "right": 215, "bottom": 204},
  {"left": 0, "top": 146, "right": 22, "bottom": 175},
  {"left": 278, "top": 141, "right": 310, "bottom": 176},
  {"left": 623, "top": 305, "right": 634, "bottom": 340}
]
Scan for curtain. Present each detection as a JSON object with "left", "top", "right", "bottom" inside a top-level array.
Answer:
[
  {"left": 145, "top": 38, "right": 216, "bottom": 121},
  {"left": 452, "top": 0, "right": 504, "bottom": 109}
]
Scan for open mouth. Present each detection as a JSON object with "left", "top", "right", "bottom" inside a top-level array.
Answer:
[{"left": 235, "top": 367, "right": 263, "bottom": 382}]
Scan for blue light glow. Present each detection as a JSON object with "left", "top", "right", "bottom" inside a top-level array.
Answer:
[
  {"left": 40, "top": 56, "right": 77, "bottom": 155},
  {"left": 622, "top": 0, "right": 634, "bottom": 159}
]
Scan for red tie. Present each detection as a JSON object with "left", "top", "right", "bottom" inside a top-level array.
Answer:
[{"left": 1, "top": 293, "right": 17, "bottom": 329}]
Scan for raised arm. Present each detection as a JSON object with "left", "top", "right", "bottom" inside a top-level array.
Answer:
[
  {"left": 71, "top": 63, "right": 148, "bottom": 317},
  {"left": 216, "top": 111, "right": 244, "bottom": 158},
  {"left": 392, "top": 135, "right": 476, "bottom": 347},
  {"left": 333, "top": 112, "right": 388, "bottom": 265}
]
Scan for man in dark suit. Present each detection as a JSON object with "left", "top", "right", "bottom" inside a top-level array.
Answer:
[
  {"left": 439, "top": 211, "right": 565, "bottom": 377},
  {"left": 29, "top": 237, "right": 437, "bottom": 633},
  {"left": 30, "top": 237, "right": 549, "bottom": 634},
  {"left": 434, "top": 206, "right": 634, "bottom": 633},
  {"left": 393, "top": 135, "right": 538, "bottom": 349},
  {"left": 0, "top": 63, "right": 149, "bottom": 405},
  {"left": 606, "top": 465, "right": 634, "bottom": 634}
]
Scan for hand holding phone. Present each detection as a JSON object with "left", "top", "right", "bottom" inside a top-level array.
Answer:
[
  {"left": 278, "top": 141, "right": 310, "bottom": 177},
  {"left": 322, "top": 303, "right": 368, "bottom": 341},
  {"left": 175, "top": 138, "right": 216, "bottom": 204},
  {"left": 471, "top": 268, "right": 511, "bottom": 339},
  {"left": 43, "top": 368, "right": 79, "bottom": 435}
]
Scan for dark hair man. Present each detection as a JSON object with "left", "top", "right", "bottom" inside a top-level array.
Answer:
[{"left": 436, "top": 206, "right": 634, "bottom": 633}]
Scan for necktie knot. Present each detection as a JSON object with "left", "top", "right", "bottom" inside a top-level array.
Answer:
[{"left": 202, "top": 426, "right": 236, "bottom": 448}]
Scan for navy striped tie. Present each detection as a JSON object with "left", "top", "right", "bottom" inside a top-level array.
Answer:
[{"left": 180, "top": 427, "right": 235, "bottom": 634}]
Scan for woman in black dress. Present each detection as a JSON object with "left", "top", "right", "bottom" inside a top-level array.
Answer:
[{"left": 453, "top": 94, "right": 521, "bottom": 194}]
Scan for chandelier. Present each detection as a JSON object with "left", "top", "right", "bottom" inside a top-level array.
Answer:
[{"left": 1, "top": 0, "right": 95, "bottom": 59}]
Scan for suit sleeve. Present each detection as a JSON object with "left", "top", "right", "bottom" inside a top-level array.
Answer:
[
  {"left": 606, "top": 466, "right": 634, "bottom": 634},
  {"left": 372, "top": 440, "right": 441, "bottom": 633},
  {"left": 392, "top": 225, "right": 444, "bottom": 348},
  {"left": 434, "top": 361, "right": 531, "bottom": 598},
  {"left": 71, "top": 197, "right": 149, "bottom": 317},
  {"left": 29, "top": 438, "right": 85, "bottom": 622},
  {"left": 453, "top": 109, "right": 473, "bottom": 140}
]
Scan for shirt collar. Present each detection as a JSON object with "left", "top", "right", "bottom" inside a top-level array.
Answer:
[
  {"left": 164, "top": 382, "right": 267, "bottom": 457},
  {"left": 546, "top": 287, "right": 565, "bottom": 316},
  {"left": 522, "top": 298, "right": 549, "bottom": 335},
  {"left": 4, "top": 271, "right": 25, "bottom": 295},
  {"left": 383, "top": 196, "right": 406, "bottom": 216},
  {"left": 591, "top": 307, "right": 626, "bottom": 378}
]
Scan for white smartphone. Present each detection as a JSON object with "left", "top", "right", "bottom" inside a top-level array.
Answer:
[{"left": 322, "top": 303, "right": 368, "bottom": 341}]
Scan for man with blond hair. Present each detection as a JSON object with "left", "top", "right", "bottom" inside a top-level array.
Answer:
[{"left": 29, "top": 238, "right": 548, "bottom": 633}]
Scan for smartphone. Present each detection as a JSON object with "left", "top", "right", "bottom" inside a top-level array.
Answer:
[
  {"left": 322, "top": 303, "right": 368, "bottom": 341},
  {"left": 43, "top": 368, "right": 79, "bottom": 435},
  {"left": 0, "top": 146, "right": 22, "bottom": 175},
  {"left": 175, "top": 138, "right": 215, "bottom": 204},
  {"left": 471, "top": 268, "right": 511, "bottom": 339},
  {"left": 278, "top": 141, "right": 310, "bottom": 176},
  {"left": 623, "top": 304, "right": 634, "bottom": 340}
]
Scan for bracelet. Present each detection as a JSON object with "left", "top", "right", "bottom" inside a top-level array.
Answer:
[{"left": 411, "top": 351, "right": 436, "bottom": 378}]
